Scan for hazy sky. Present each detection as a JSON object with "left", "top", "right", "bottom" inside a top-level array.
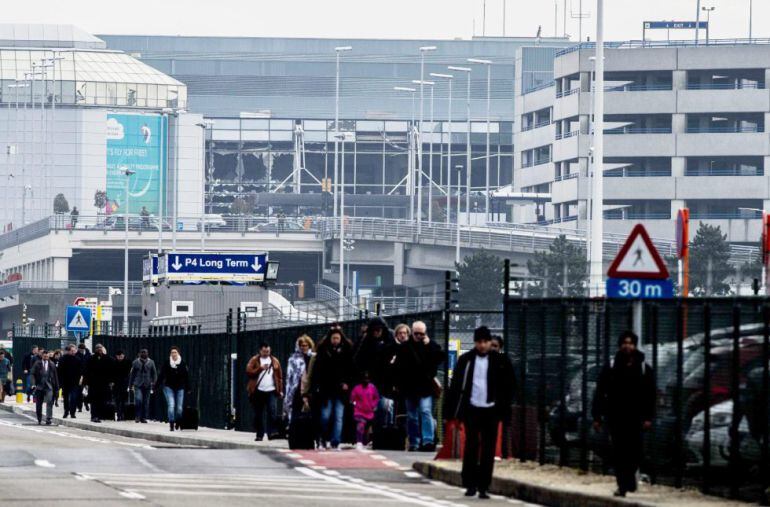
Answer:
[{"left": 3, "top": 0, "right": 764, "bottom": 41}]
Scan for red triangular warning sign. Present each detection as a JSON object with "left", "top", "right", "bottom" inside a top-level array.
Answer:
[{"left": 607, "top": 224, "right": 669, "bottom": 280}]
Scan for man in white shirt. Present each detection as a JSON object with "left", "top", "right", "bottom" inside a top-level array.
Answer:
[
  {"left": 246, "top": 343, "right": 284, "bottom": 441},
  {"left": 444, "top": 326, "right": 515, "bottom": 500}
]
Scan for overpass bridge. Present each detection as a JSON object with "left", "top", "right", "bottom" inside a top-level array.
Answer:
[{"left": 0, "top": 215, "right": 758, "bottom": 288}]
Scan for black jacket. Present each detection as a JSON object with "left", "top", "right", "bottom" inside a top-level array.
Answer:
[
  {"left": 57, "top": 354, "right": 83, "bottom": 389},
  {"left": 354, "top": 317, "right": 394, "bottom": 386},
  {"left": 308, "top": 341, "right": 355, "bottom": 400},
  {"left": 592, "top": 350, "right": 656, "bottom": 426},
  {"left": 113, "top": 358, "right": 132, "bottom": 389},
  {"left": 396, "top": 339, "right": 444, "bottom": 399},
  {"left": 378, "top": 340, "right": 406, "bottom": 399},
  {"left": 84, "top": 353, "right": 115, "bottom": 391},
  {"left": 444, "top": 350, "right": 515, "bottom": 421},
  {"left": 157, "top": 360, "right": 191, "bottom": 391},
  {"left": 22, "top": 352, "right": 38, "bottom": 372}
]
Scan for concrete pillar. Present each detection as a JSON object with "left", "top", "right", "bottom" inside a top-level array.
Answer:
[
  {"left": 580, "top": 72, "right": 591, "bottom": 93},
  {"left": 671, "top": 157, "right": 685, "bottom": 177},
  {"left": 672, "top": 113, "right": 686, "bottom": 134},
  {"left": 393, "top": 242, "right": 405, "bottom": 286},
  {"left": 764, "top": 156, "right": 770, "bottom": 177},
  {"left": 671, "top": 199, "right": 685, "bottom": 219},
  {"left": 673, "top": 70, "right": 687, "bottom": 90}
]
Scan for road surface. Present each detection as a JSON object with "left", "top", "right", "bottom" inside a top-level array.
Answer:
[{"left": 0, "top": 409, "right": 541, "bottom": 506}]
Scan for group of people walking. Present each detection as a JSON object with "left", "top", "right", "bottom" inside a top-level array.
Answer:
[
  {"left": 247, "top": 317, "right": 445, "bottom": 452},
  {"left": 6, "top": 343, "right": 191, "bottom": 431}
]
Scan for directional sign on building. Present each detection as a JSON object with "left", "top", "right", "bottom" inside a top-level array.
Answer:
[
  {"left": 65, "top": 306, "right": 92, "bottom": 333},
  {"left": 644, "top": 21, "right": 708, "bottom": 30},
  {"left": 159, "top": 252, "right": 268, "bottom": 282}
]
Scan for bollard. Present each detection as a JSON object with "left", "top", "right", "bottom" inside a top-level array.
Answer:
[{"left": 15, "top": 378, "right": 23, "bottom": 404}]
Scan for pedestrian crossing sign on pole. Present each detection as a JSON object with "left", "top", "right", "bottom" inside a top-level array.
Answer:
[
  {"left": 66, "top": 306, "right": 92, "bottom": 333},
  {"left": 607, "top": 224, "right": 669, "bottom": 280}
]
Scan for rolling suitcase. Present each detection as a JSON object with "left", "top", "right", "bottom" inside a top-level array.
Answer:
[
  {"left": 288, "top": 410, "right": 315, "bottom": 450},
  {"left": 123, "top": 390, "right": 136, "bottom": 421},
  {"left": 179, "top": 406, "right": 199, "bottom": 430}
]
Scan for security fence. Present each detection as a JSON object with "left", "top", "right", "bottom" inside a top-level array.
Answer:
[{"left": 504, "top": 297, "right": 770, "bottom": 504}]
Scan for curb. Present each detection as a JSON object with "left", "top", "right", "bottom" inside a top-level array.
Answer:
[
  {"left": 0, "top": 402, "right": 262, "bottom": 450},
  {"left": 412, "top": 461, "right": 656, "bottom": 507}
]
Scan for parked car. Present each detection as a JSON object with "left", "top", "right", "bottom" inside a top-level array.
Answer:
[
  {"left": 686, "top": 399, "right": 756, "bottom": 469},
  {"left": 249, "top": 221, "right": 304, "bottom": 233}
]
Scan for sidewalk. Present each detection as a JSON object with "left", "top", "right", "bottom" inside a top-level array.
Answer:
[
  {"left": 0, "top": 399, "right": 287, "bottom": 450},
  {"left": 414, "top": 460, "right": 751, "bottom": 507}
]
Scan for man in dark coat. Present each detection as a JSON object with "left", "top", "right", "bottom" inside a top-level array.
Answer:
[
  {"left": 21, "top": 345, "right": 39, "bottom": 402},
  {"left": 83, "top": 344, "right": 114, "bottom": 423},
  {"left": 57, "top": 344, "right": 83, "bottom": 418},
  {"left": 396, "top": 321, "right": 444, "bottom": 452},
  {"left": 592, "top": 330, "right": 656, "bottom": 498},
  {"left": 31, "top": 350, "right": 59, "bottom": 425},
  {"left": 113, "top": 350, "right": 132, "bottom": 421},
  {"left": 445, "top": 326, "right": 514, "bottom": 499},
  {"left": 354, "top": 316, "right": 393, "bottom": 386},
  {"left": 76, "top": 343, "right": 91, "bottom": 412}
]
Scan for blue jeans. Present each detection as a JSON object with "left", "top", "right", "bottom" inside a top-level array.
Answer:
[
  {"left": 405, "top": 396, "right": 435, "bottom": 447},
  {"left": 377, "top": 396, "right": 395, "bottom": 427},
  {"left": 133, "top": 386, "right": 152, "bottom": 421},
  {"left": 320, "top": 397, "right": 346, "bottom": 447},
  {"left": 162, "top": 387, "right": 184, "bottom": 422}
]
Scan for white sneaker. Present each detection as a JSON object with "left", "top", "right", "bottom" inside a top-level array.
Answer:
[{"left": 355, "top": 442, "right": 364, "bottom": 450}]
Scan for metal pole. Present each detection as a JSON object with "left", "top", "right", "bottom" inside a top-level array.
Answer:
[
  {"left": 502, "top": 0, "right": 506, "bottom": 36},
  {"left": 200, "top": 124, "right": 207, "bottom": 252},
  {"left": 456, "top": 165, "right": 462, "bottom": 265},
  {"left": 428, "top": 84, "right": 434, "bottom": 223},
  {"left": 750, "top": 0, "right": 753, "bottom": 40},
  {"left": 446, "top": 80, "right": 452, "bottom": 225},
  {"left": 172, "top": 112, "right": 178, "bottom": 251},
  {"left": 485, "top": 63, "right": 491, "bottom": 222},
  {"left": 589, "top": 0, "right": 605, "bottom": 296},
  {"left": 158, "top": 113, "right": 166, "bottom": 253},
  {"left": 696, "top": 0, "right": 702, "bottom": 45},
  {"left": 334, "top": 51, "right": 340, "bottom": 219},
  {"left": 123, "top": 169, "right": 134, "bottom": 335},
  {"left": 418, "top": 51, "right": 425, "bottom": 235},
  {"left": 465, "top": 72, "right": 471, "bottom": 226},
  {"left": 338, "top": 134, "right": 346, "bottom": 319}
]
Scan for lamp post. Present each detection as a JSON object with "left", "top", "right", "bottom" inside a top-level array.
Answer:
[
  {"left": 455, "top": 165, "right": 463, "bottom": 266},
  {"left": 448, "top": 66, "right": 472, "bottom": 225},
  {"left": 417, "top": 46, "right": 436, "bottom": 234},
  {"left": 122, "top": 168, "right": 135, "bottom": 335},
  {"left": 468, "top": 59, "right": 493, "bottom": 223},
  {"left": 589, "top": 0, "right": 605, "bottom": 296},
  {"left": 702, "top": 6, "right": 715, "bottom": 44},
  {"left": 695, "top": 0, "right": 702, "bottom": 45},
  {"left": 394, "top": 86, "right": 417, "bottom": 221},
  {"left": 430, "top": 73, "right": 454, "bottom": 225},
  {"left": 335, "top": 132, "right": 350, "bottom": 319},
  {"left": 195, "top": 121, "right": 213, "bottom": 251},
  {"left": 414, "top": 78, "right": 435, "bottom": 224},
  {"left": 750, "top": 0, "right": 753, "bottom": 40},
  {"left": 333, "top": 46, "right": 352, "bottom": 220}
]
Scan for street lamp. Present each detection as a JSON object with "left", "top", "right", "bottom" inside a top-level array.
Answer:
[
  {"left": 455, "top": 165, "right": 463, "bottom": 266},
  {"left": 448, "top": 66, "right": 472, "bottom": 226},
  {"left": 468, "top": 58, "right": 493, "bottom": 223},
  {"left": 333, "top": 46, "right": 352, "bottom": 220},
  {"left": 334, "top": 132, "right": 352, "bottom": 319},
  {"left": 195, "top": 121, "right": 214, "bottom": 252},
  {"left": 417, "top": 46, "right": 437, "bottom": 233},
  {"left": 430, "top": 73, "right": 454, "bottom": 225},
  {"left": 394, "top": 86, "right": 417, "bottom": 221},
  {"left": 414, "top": 79, "right": 436, "bottom": 225},
  {"left": 122, "top": 168, "right": 136, "bottom": 335},
  {"left": 589, "top": 0, "right": 606, "bottom": 296},
  {"left": 702, "top": 6, "right": 715, "bottom": 44}
]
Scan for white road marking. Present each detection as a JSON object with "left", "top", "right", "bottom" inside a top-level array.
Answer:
[
  {"left": 287, "top": 452, "right": 303, "bottom": 458},
  {"left": 296, "top": 466, "right": 464, "bottom": 507},
  {"left": 119, "top": 491, "right": 146, "bottom": 500},
  {"left": 34, "top": 459, "right": 55, "bottom": 468},
  {"left": 404, "top": 471, "right": 422, "bottom": 478},
  {"left": 298, "top": 458, "right": 316, "bottom": 465},
  {"left": 128, "top": 449, "right": 163, "bottom": 473},
  {"left": 0, "top": 418, "right": 153, "bottom": 449},
  {"left": 382, "top": 460, "right": 401, "bottom": 467},
  {"left": 126, "top": 489, "right": 402, "bottom": 502}
]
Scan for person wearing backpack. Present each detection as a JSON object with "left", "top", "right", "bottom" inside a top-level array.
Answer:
[{"left": 246, "top": 342, "right": 284, "bottom": 441}]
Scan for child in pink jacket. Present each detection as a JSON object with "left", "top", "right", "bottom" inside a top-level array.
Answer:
[{"left": 350, "top": 371, "right": 380, "bottom": 447}]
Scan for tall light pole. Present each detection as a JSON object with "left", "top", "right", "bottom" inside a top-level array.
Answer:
[
  {"left": 702, "top": 6, "right": 715, "bottom": 44},
  {"left": 195, "top": 122, "right": 212, "bottom": 251},
  {"left": 455, "top": 164, "right": 463, "bottom": 266},
  {"left": 749, "top": 0, "right": 753, "bottom": 40},
  {"left": 395, "top": 86, "right": 417, "bottom": 221},
  {"left": 468, "top": 58, "right": 493, "bottom": 223},
  {"left": 122, "top": 168, "right": 135, "bottom": 335},
  {"left": 430, "top": 73, "right": 454, "bottom": 225},
  {"left": 417, "top": 46, "right": 436, "bottom": 234},
  {"left": 695, "top": 0, "right": 702, "bottom": 45},
  {"left": 414, "top": 79, "right": 435, "bottom": 223},
  {"left": 335, "top": 132, "right": 349, "bottom": 319},
  {"left": 333, "top": 46, "right": 352, "bottom": 220},
  {"left": 449, "top": 66, "right": 472, "bottom": 225},
  {"left": 589, "top": 0, "right": 605, "bottom": 296}
]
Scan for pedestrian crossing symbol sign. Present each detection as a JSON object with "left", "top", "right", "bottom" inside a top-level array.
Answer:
[
  {"left": 607, "top": 224, "right": 669, "bottom": 280},
  {"left": 65, "top": 306, "right": 92, "bottom": 332}
]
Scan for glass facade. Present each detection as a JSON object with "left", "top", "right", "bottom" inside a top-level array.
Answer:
[
  {"left": 0, "top": 49, "right": 186, "bottom": 109},
  {"left": 206, "top": 117, "right": 513, "bottom": 218}
]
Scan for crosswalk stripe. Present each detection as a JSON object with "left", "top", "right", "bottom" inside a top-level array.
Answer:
[
  {"left": 125, "top": 489, "right": 402, "bottom": 502},
  {"left": 103, "top": 481, "right": 352, "bottom": 492}
]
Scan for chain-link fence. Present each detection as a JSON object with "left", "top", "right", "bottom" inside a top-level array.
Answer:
[{"left": 505, "top": 297, "right": 770, "bottom": 504}]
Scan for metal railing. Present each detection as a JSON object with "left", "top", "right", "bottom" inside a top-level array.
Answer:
[
  {"left": 555, "top": 87, "right": 580, "bottom": 99},
  {"left": 555, "top": 130, "right": 580, "bottom": 140},
  {"left": 605, "top": 127, "right": 673, "bottom": 135},
  {"left": 689, "top": 211, "right": 764, "bottom": 220},
  {"left": 554, "top": 172, "right": 579, "bottom": 182},
  {"left": 685, "top": 167, "right": 764, "bottom": 177},
  {"left": 522, "top": 81, "right": 556, "bottom": 95},
  {"left": 556, "top": 37, "right": 770, "bottom": 57},
  {"left": 604, "top": 84, "right": 673, "bottom": 92},
  {"left": 685, "top": 125, "right": 763, "bottom": 134},
  {"left": 604, "top": 168, "right": 672, "bottom": 177},
  {"left": 521, "top": 119, "right": 552, "bottom": 132},
  {"left": 686, "top": 82, "right": 764, "bottom": 90}
]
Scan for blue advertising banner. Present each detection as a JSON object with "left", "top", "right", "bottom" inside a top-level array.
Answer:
[{"left": 106, "top": 113, "right": 167, "bottom": 215}]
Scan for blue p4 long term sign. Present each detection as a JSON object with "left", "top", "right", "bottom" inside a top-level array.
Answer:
[{"left": 158, "top": 253, "right": 268, "bottom": 282}]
